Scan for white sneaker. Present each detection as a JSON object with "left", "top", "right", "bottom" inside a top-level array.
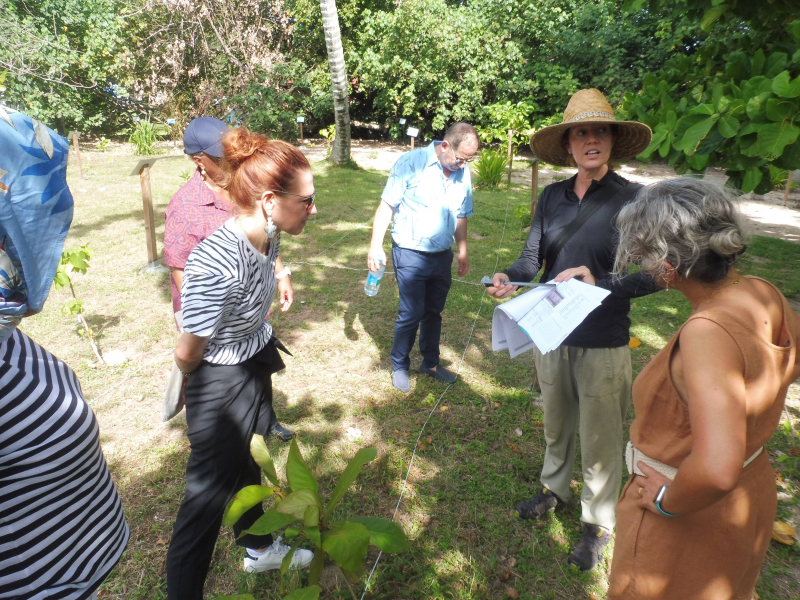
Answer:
[{"left": 243, "top": 536, "right": 314, "bottom": 573}]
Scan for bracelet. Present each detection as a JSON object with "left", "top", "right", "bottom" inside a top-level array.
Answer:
[
  {"left": 276, "top": 267, "right": 292, "bottom": 280},
  {"left": 654, "top": 484, "right": 679, "bottom": 517},
  {"left": 177, "top": 366, "right": 192, "bottom": 378}
]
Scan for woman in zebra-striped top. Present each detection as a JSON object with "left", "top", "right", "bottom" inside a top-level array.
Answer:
[
  {"left": 166, "top": 128, "right": 317, "bottom": 600},
  {"left": 1, "top": 110, "right": 129, "bottom": 599}
]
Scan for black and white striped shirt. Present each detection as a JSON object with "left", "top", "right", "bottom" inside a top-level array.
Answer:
[
  {"left": 182, "top": 219, "right": 280, "bottom": 365},
  {"left": 0, "top": 329, "right": 129, "bottom": 600}
]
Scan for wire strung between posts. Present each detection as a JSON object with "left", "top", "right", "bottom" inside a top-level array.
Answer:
[
  {"left": 359, "top": 197, "right": 513, "bottom": 599},
  {"left": 88, "top": 223, "right": 370, "bottom": 408},
  {"left": 286, "top": 260, "right": 485, "bottom": 288}
]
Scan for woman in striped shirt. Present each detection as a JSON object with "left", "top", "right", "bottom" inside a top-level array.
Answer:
[
  {"left": 1, "top": 110, "right": 129, "bottom": 599},
  {"left": 166, "top": 128, "right": 317, "bottom": 600}
]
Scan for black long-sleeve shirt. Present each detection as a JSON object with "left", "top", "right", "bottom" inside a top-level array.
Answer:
[{"left": 503, "top": 170, "right": 661, "bottom": 348}]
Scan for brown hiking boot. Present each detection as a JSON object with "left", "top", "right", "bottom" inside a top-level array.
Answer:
[{"left": 566, "top": 524, "right": 612, "bottom": 571}]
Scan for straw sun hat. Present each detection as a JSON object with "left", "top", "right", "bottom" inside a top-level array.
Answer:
[{"left": 529, "top": 88, "right": 652, "bottom": 167}]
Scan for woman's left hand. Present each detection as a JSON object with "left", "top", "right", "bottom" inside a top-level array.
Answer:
[
  {"left": 634, "top": 462, "right": 674, "bottom": 515},
  {"left": 554, "top": 265, "right": 595, "bottom": 285},
  {"left": 278, "top": 276, "right": 294, "bottom": 312}
]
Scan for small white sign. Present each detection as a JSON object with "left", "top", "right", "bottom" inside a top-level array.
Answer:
[
  {"left": 296, "top": 116, "right": 305, "bottom": 123},
  {"left": 166, "top": 118, "right": 176, "bottom": 125},
  {"left": 132, "top": 115, "right": 140, "bottom": 122},
  {"left": 399, "top": 118, "right": 406, "bottom": 125},
  {"left": 407, "top": 127, "right": 419, "bottom": 138}
]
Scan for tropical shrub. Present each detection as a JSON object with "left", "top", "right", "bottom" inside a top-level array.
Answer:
[
  {"left": 128, "top": 119, "right": 160, "bottom": 156},
  {"left": 621, "top": 1, "right": 800, "bottom": 193},
  {"left": 223, "top": 436, "right": 409, "bottom": 599},
  {"left": 473, "top": 149, "right": 509, "bottom": 189}
]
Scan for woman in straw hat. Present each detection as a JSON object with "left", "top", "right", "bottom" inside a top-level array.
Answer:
[{"left": 487, "top": 88, "right": 660, "bottom": 571}]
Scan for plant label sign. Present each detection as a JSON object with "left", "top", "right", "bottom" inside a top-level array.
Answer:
[
  {"left": 296, "top": 116, "right": 305, "bottom": 123},
  {"left": 132, "top": 115, "right": 140, "bottom": 122},
  {"left": 399, "top": 118, "right": 406, "bottom": 125},
  {"left": 166, "top": 118, "right": 176, "bottom": 125},
  {"left": 407, "top": 127, "right": 419, "bottom": 138}
]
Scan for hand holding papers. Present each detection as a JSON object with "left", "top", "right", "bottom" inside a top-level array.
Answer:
[{"left": 492, "top": 279, "right": 610, "bottom": 357}]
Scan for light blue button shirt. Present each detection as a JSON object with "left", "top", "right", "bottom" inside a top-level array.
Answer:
[{"left": 381, "top": 141, "right": 474, "bottom": 252}]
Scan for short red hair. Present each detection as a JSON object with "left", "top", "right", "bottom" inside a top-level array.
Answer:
[{"left": 221, "top": 128, "right": 311, "bottom": 211}]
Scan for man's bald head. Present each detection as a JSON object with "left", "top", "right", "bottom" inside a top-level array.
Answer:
[{"left": 444, "top": 122, "right": 480, "bottom": 152}]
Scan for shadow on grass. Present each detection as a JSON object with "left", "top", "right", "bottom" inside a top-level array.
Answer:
[{"left": 68, "top": 208, "right": 146, "bottom": 238}]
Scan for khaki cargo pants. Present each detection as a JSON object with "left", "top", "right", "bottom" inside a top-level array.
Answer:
[{"left": 532, "top": 344, "right": 631, "bottom": 530}]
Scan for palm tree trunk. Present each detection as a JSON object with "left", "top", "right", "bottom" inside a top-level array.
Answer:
[{"left": 319, "top": 0, "right": 351, "bottom": 164}]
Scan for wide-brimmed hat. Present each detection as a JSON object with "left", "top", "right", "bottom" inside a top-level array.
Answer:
[{"left": 529, "top": 88, "right": 652, "bottom": 167}]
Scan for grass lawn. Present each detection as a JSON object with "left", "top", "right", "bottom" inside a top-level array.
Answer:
[{"left": 20, "top": 147, "right": 800, "bottom": 599}]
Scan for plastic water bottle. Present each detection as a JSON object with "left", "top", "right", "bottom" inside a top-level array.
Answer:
[{"left": 364, "top": 261, "right": 386, "bottom": 296}]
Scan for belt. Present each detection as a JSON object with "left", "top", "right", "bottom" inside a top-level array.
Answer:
[{"left": 625, "top": 440, "right": 763, "bottom": 480}]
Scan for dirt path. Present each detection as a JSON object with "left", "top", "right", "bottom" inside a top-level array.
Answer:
[{"left": 300, "top": 139, "right": 800, "bottom": 244}]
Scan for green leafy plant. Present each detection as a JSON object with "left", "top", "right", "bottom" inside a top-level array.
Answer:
[
  {"left": 621, "top": 1, "right": 800, "bottom": 193},
  {"left": 513, "top": 205, "right": 532, "bottom": 230},
  {"left": 768, "top": 165, "right": 799, "bottom": 191},
  {"left": 473, "top": 149, "right": 509, "bottom": 189},
  {"left": 223, "top": 437, "right": 409, "bottom": 600},
  {"left": 53, "top": 244, "right": 103, "bottom": 364},
  {"left": 128, "top": 119, "right": 160, "bottom": 156},
  {"left": 477, "top": 101, "right": 537, "bottom": 148},
  {"left": 319, "top": 124, "right": 336, "bottom": 158},
  {"left": 179, "top": 168, "right": 192, "bottom": 182},
  {"left": 96, "top": 136, "right": 110, "bottom": 152}
]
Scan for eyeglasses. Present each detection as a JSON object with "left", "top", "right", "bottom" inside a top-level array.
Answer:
[
  {"left": 448, "top": 145, "right": 476, "bottom": 164},
  {"left": 271, "top": 190, "right": 316, "bottom": 209}
]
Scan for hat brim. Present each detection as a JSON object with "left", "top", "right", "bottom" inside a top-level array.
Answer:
[{"left": 529, "top": 119, "right": 652, "bottom": 167}]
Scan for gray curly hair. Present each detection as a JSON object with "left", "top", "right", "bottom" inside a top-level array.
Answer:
[{"left": 614, "top": 177, "right": 748, "bottom": 284}]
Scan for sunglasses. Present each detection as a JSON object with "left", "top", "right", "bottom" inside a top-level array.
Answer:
[{"left": 271, "top": 190, "right": 316, "bottom": 209}]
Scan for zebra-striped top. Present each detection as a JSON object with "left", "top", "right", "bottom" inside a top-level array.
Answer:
[
  {"left": 0, "top": 329, "right": 129, "bottom": 600},
  {"left": 182, "top": 218, "right": 280, "bottom": 365}
]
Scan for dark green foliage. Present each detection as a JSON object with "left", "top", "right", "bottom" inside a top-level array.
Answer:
[{"left": 621, "top": 1, "right": 800, "bottom": 191}]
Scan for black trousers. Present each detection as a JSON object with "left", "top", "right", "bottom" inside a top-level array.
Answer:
[{"left": 166, "top": 340, "right": 285, "bottom": 600}]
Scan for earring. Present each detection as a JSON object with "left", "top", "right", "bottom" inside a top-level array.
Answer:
[
  {"left": 200, "top": 168, "right": 207, "bottom": 179},
  {"left": 264, "top": 207, "right": 277, "bottom": 239}
]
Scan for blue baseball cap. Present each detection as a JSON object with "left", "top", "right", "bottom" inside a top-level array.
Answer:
[{"left": 183, "top": 117, "right": 229, "bottom": 157}]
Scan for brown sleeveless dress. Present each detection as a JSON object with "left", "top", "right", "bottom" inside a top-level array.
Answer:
[{"left": 608, "top": 277, "right": 798, "bottom": 600}]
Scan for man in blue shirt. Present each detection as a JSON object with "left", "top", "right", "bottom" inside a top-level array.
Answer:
[{"left": 367, "top": 123, "right": 479, "bottom": 392}]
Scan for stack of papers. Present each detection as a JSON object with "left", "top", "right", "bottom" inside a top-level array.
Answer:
[{"left": 492, "top": 279, "right": 611, "bottom": 357}]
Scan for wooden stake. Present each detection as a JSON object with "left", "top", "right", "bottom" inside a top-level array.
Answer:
[
  {"left": 70, "top": 131, "right": 84, "bottom": 179},
  {"left": 784, "top": 170, "right": 794, "bottom": 207},
  {"left": 531, "top": 160, "right": 540, "bottom": 215},
  {"left": 507, "top": 129, "right": 514, "bottom": 186},
  {"left": 300, "top": 123, "right": 304, "bottom": 143},
  {"left": 139, "top": 166, "right": 159, "bottom": 264},
  {"left": 411, "top": 136, "right": 415, "bottom": 150}
]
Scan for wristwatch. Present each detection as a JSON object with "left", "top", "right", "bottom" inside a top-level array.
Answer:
[{"left": 654, "top": 484, "right": 679, "bottom": 517}]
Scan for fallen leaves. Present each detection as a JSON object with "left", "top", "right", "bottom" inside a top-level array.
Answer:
[
  {"left": 772, "top": 521, "right": 796, "bottom": 545},
  {"left": 512, "top": 427, "right": 523, "bottom": 437},
  {"left": 506, "top": 442, "right": 522, "bottom": 453},
  {"left": 628, "top": 337, "right": 641, "bottom": 348},
  {"left": 440, "top": 406, "right": 449, "bottom": 412},
  {"left": 505, "top": 588, "right": 519, "bottom": 599}
]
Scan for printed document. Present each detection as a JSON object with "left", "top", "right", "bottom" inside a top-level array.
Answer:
[{"left": 492, "top": 279, "right": 610, "bottom": 357}]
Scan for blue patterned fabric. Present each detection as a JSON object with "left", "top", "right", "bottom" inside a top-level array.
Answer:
[{"left": 0, "top": 107, "right": 73, "bottom": 339}]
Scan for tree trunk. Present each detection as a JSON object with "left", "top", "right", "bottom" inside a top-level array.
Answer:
[{"left": 319, "top": 0, "right": 351, "bottom": 165}]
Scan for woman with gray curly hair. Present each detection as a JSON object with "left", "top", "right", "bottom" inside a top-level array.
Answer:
[{"left": 607, "top": 177, "right": 800, "bottom": 600}]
